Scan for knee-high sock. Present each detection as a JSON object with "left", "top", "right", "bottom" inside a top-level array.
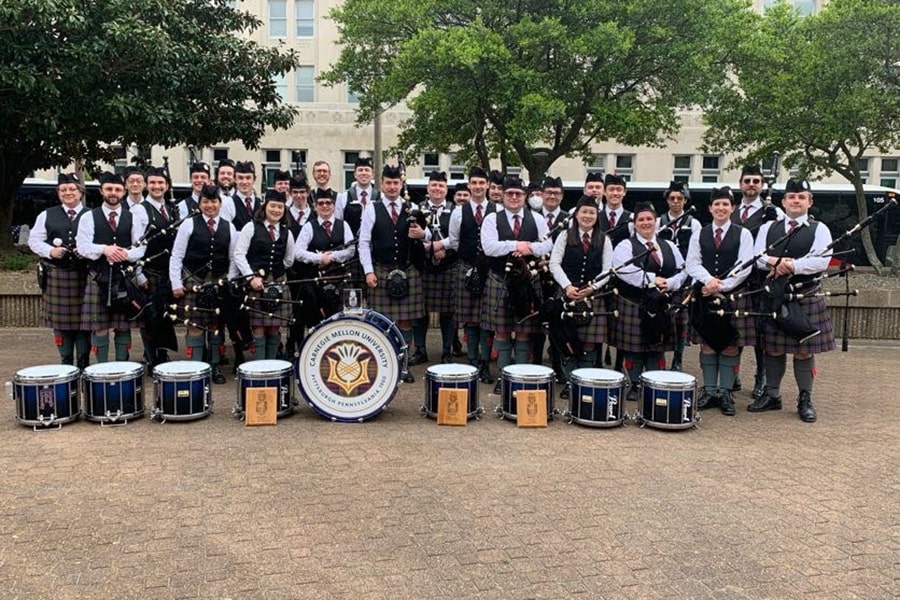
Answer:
[
  {"left": 718, "top": 354, "right": 740, "bottom": 395},
  {"left": 439, "top": 315, "right": 454, "bottom": 354},
  {"left": 513, "top": 339, "right": 531, "bottom": 365},
  {"left": 754, "top": 345, "right": 766, "bottom": 377},
  {"left": 699, "top": 352, "right": 719, "bottom": 393},
  {"left": 412, "top": 317, "right": 427, "bottom": 353},
  {"left": 479, "top": 329, "right": 492, "bottom": 364},
  {"left": 209, "top": 334, "right": 223, "bottom": 366},
  {"left": 793, "top": 356, "right": 815, "bottom": 393},
  {"left": 465, "top": 326, "right": 479, "bottom": 365},
  {"left": 185, "top": 335, "right": 206, "bottom": 362},
  {"left": 91, "top": 332, "right": 110, "bottom": 364},
  {"left": 75, "top": 331, "right": 90, "bottom": 367},
  {"left": 495, "top": 339, "right": 513, "bottom": 372},
  {"left": 624, "top": 352, "right": 643, "bottom": 387},
  {"left": 113, "top": 330, "right": 131, "bottom": 362},
  {"left": 265, "top": 334, "right": 280, "bottom": 360},
  {"left": 54, "top": 330, "right": 75, "bottom": 363},
  {"left": 765, "top": 353, "right": 788, "bottom": 398},
  {"left": 252, "top": 336, "right": 266, "bottom": 360}
]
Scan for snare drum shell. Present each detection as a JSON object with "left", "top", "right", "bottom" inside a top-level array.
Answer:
[
  {"left": 500, "top": 365, "right": 555, "bottom": 420},
  {"left": 237, "top": 360, "right": 295, "bottom": 418},
  {"left": 153, "top": 361, "right": 212, "bottom": 421},
  {"left": 82, "top": 362, "right": 145, "bottom": 423},
  {"left": 424, "top": 364, "right": 480, "bottom": 419},
  {"left": 639, "top": 370, "right": 696, "bottom": 430},
  {"left": 569, "top": 368, "right": 626, "bottom": 428},
  {"left": 13, "top": 365, "right": 81, "bottom": 427}
]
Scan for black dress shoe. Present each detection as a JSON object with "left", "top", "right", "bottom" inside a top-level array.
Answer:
[
  {"left": 408, "top": 350, "right": 428, "bottom": 366},
  {"left": 559, "top": 386, "right": 570, "bottom": 400},
  {"left": 401, "top": 372, "right": 415, "bottom": 384},
  {"left": 752, "top": 373, "right": 767, "bottom": 400},
  {"left": 492, "top": 380, "right": 502, "bottom": 395},
  {"left": 478, "top": 365, "right": 495, "bottom": 384},
  {"left": 797, "top": 391, "right": 817, "bottom": 423},
  {"left": 212, "top": 366, "right": 227, "bottom": 385},
  {"left": 731, "top": 376, "right": 742, "bottom": 392},
  {"left": 747, "top": 394, "right": 782, "bottom": 412},
  {"left": 441, "top": 352, "right": 453, "bottom": 364},
  {"left": 452, "top": 339, "right": 465, "bottom": 357},
  {"left": 626, "top": 387, "right": 639, "bottom": 402},
  {"left": 720, "top": 391, "right": 736, "bottom": 416},
  {"left": 697, "top": 391, "right": 719, "bottom": 411}
]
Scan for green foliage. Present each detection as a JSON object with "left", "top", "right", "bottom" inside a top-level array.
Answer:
[
  {"left": 703, "top": 0, "right": 900, "bottom": 272},
  {"left": 321, "top": 0, "right": 751, "bottom": 174},
  {"left": 0, "top": 250, "right": 37, "bottom": 272},
  {"left": 0, "top": 0, "right": 300, "bottom": 246}
]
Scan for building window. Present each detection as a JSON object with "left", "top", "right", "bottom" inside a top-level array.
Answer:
[
  {"left": 111, "top": 145, "right": 128, "bottom": 174},
  {"left": 343, "top": 151, "right": 364, "bottom": 188},
  {"left": 422, "top": 153, "right": 441, "bottom": 176},
  {"left": 701, "top": 155, "right": 720, "bottom": 183},
  {"left": 291, "top": 150, "right": 308, "bottom": 178},
  {"left": 274, "top": 73, "right": 288, "bottom": 101},
  {"left": 881, "top": 158, "right": 898, "bottom": 188},
  {"left": 269, "top": 0, "right": 287, "bottom": 37},
  {"left": 448, "top": 153, "right": 467, "bottom": 180},
  {"left": 614, "top": 155, "right": 634, "bottom": 181},
  {"left": 295, "top": 0, "right": 314, "bottom": 37},
  {"left": 262, "top": 149, "right": 283, "bottom": 190},
  {"left": 763, "top": 0, "right": 817, "bottom": 15},
  {"left": 856, "top": 157, "right": 870, "bottom": 184},
  {"left": 672, "top": 155, "right": 691, "bottom": 183},
  {"left": 296, "top": 66, "right": 315, "bottom": 102},
  {"left": 586, "top": 154, "right": 605, "bottom": 177},
  {"left": 213, "top": 148, "right": 230, "bottom": 163}
]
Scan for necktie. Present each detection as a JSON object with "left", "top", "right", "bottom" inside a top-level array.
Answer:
[
  {"left": 108, "top": 211, "right": 117, "bottom": 231},
  {"left": 741, "top": 205, "right": 750, "bottom": 223},
  {"left": 581, "top": 232, "right": 591, "bottom": 254},
  {"left": 512, "top": 214, "right": 521, "bottom": 238},
  {"left": 360, "top": 190, "right": 368, "bottom": 206},
  {"left": 160, "top": 205, "right": 169, "bottom": 221},
  {"left": 245, "top": 196, "right": 253, "bottom": 215},
  {"left": 547, "top": 214, "right": 554, "bottom": 229},
  {"left": 390, "top": 202, "right": 399, "bottom": 225},
  {"left": 608, "top": 211, "right": 616, "bottom": 229},
  {"left": 297, "top": 210, "right": 305, "bottom": 225},
  {"left": 714, "top": 227, "right": 723, "bottom": 250},
  {"left": 268, "top": 224, "right": 276, "bottom": 242},
  {"left": 207, "top": 218, "right": 216, "bottom": 236},
  {"left": 475, "top": 204, "right": 483, "bottom": 226},
  {"left": 323, "top": 220, "right": 332, "bottom": 237},
  {"left": 788, "top": 219, "right": 798, "bottom": 235},
  {"left": 67, "top": 209, "right": 76, "bottom": 221},
  {"left": 647, "top": 241, "right": 660, "bottom": 267}
]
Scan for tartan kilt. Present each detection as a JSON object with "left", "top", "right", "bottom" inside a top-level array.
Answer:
[
  {"left": 177, "top": 272, "right": 224, "bottom": 328},
  {"left": 134, "top": 268, "right": 170, "bottom": 328},
  {"left": 42, "top": 264, "right": 88, "bottom": 330},
  {"left": 762, "top": 297, "right": 835, "bottom": 355},
  {"left": 368, "top": 264, "right": 425, "bottom": 323},
  {"left": 453, "top": 261, "right": 485, "bottom": 326},
  {"left": 610, "top": 293, "right": 676, "bottom": 354},
  {"left": 690, "top": 293, "right": 757, "bottom": 348},
  {"left": 562, "top": 298, "right": 607, "bottom": 345},
  {"left": 422, "top": 265, "right": 456, "bottom": 315},
  {"left": 480, "top": 272, "right": 540, "bottom": 335},
  {"left": 81, "top": 276, "right": 131, "bottom": 332},
  {"left": 246, "top": 275, "right": 293, "bottom": 329}
]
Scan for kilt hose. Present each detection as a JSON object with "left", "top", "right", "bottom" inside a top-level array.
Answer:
[
  {"left": 368, "top": 264, "right": 425, "bottom": 324},
  {"left": 422, "top": 265, "right": 456, "bottom": 315},
  {"left": 453, "top": 260, "right": 486, "bottom": 326},
  {"left": 42, "top": 263, "right": 88, "bottom": 330},
  {"left": 480, "top": 272, "right": 540, "bottom": 335}
]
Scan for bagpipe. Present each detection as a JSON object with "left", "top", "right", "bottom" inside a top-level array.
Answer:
[
  {"left": 93, "top": 262, "right": 148, "bottom": 321},
  {"left": 540, "top": 293, "right": 619, "bottom": 358},
  {"left": 504, "top": 256, "right": 541, "bottom": 323},
  {"left": 38, "top": 237, "right": 87, "bottom": 291},
  {"left": 657, "top": 206, "right": 696, "bottom": 243}
]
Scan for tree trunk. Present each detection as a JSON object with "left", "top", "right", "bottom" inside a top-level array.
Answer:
[
  {"left": 0, "top": 170, "right": 27, "bottom": 252},
  {"left": 851, "top": 180, "right": 885, "bottom": 274}
]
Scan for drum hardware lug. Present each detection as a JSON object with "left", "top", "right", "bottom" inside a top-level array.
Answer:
[
  {"left": 101, "top": 409, "right": 128, "bottom": 427},
  {"left": 34, "top": 414, "right": 62, "bottom": 431},
  {"left": 231, "top": 403, "right": 245, "bottom": 420},
  {"left": 419, "top": 405, "right": 427, "bottom": 417},
  {"left": 150, "top": 406, "right": 166, "bottom": 424},
  {"left": 4, "top": 381, "right": 12, "bottom": 400},
  {"left": 204, "top": 385, "right": 211, "bottom": 409},
  {"left": 494, "top": 405, "right": 504, "bottom": 419},
  {"left": 474, "top": 406, "right": 485, "bottom": 420}
]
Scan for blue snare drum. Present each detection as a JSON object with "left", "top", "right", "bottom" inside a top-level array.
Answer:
[
  {"left": 637, "top": 370, "right": 697, "bottom": 430},
  {"left": 297, "top": 310, "right": 406, "bottom": 422},
  {"left": 12, "top": 364, "right": 81, "bottom": 429},
  {"left": 236, "top": 360, "right": 296, "bottom": 419},
  {"left": 82, "top": 362, "right": 145, "bottom": 425},
  {"left": 151, "top": 361, "right": 212, "bottom": 422},
  {"left": 500, "top": 364, "right": 555, "bottom": 421},
  {"left": 568, "top": 368, "right": 626, "bottom": 428},
  {"left": 423, "top": 364, "right": 481, "bottom": 420}
]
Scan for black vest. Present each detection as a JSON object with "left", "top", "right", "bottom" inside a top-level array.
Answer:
[
  {"left": 600, "top": 209, "right": 632, "bottom": 247},
  {"left": 457, "top": 201, "right": 495, "bottom": 264},
  {"left": 423, "top": 202, "right": 458, "bottom": 273},
  {"left": 614, "top": 237, "right": 678, "bottom": 300},
  {"left": 295, "top": 218, "right": 346, "bottom": 277},
  {"left": 560, "top": 232, "right": 605, "bottom": 287},
  {"left": 487, "top": 210, "right": 539, "bottom": 274},
  {"left": 44, "top": 205, "right": 86, "bottom": 268},
  {"left": 89, "top": 207, "right": 133, "bottom": 270},
  {"left": 731, "top": 204, "right": 767, "bottom": 237},
  {"left": 370, "top": 201, "right": 413, "bottom": 268},
  {"left": 659, "top": 212, "right": 694, "bottom": 258},
  {"left": 699, "top": 224, "right": 742, "bottom": 279},
  {"left": 184, "top": 215, "right": 231, "bottom": 278},
  {"left": 288, "top": 207, "right": 311, "bottom": 240},
  {"left": 141, "top": 201, "right": 175, "bottom": 274},
  {"left": 343, "top": 187, "right": 377, "bottom": 237},
  {"left": 231, "top": 193, "right": 259, "bottom": 231},
  {"left": 247, "top": 221, "right": 289, "bottom": 279}
]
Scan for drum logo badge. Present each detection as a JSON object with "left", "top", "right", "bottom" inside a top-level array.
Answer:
[
  {"left": 39, "top": 386, "right": 54, "bottom": 411},
  {"left": 325, "top": 342, "right": 372, "bottom": 395}
]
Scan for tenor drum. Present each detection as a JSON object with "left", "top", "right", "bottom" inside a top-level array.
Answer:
[
  {"left": 422, "top": 364, "right": 481, "bottom": 420},
  {"left": 12, "top": 365, "right": 81, "bottom": 429},
  {"left": 82, "top": 362, "right": 145, "bottom": 425},
  {"left": 500, "top": 364, "right": 555, "bottom": 421},
  {"left": 568, "top": 368, "right": 626, "bottom": 428},
  {"left": 236, "top": 360, "right": 296, "bottom": 419},
  {"left": 297, "top": 309, "right": 406, "bottom": 422},
  {"left": 637, "top": 370, "right": 697, "bottom": 430},
  {"left": 151, "top": 361, "right": 212, "bottom": 422}
]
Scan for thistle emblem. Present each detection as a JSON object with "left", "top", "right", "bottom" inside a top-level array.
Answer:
[{"left": 326, "top": 342, "right": 371, "bottom": 395}]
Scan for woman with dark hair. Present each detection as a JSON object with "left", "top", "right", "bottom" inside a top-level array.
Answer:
[{"left": 233, "top": 189, "right": 295, "bottom": 359}]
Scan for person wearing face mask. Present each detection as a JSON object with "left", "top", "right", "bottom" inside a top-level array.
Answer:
[{"left": 28, "top": 173, "right": 91, "bottom": 368}]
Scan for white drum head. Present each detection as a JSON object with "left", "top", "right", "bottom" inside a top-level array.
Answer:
[
  {"left": 641, "top": 370, "right": 695, "bottom": 386},
  {"left": 238, "top": 360, "right": 292, "bottom": 377},
  {"left": 426, "top": 364, "right": 478, "bottom": 378},
  {"left": 154, "top": 361, "right": 211, "bottom": 377},
  {"left": 571, "top": 368, "right": 625, "bottom": 385},
  {"left": 83, "top": 361, "right": 144, "bottom": 379},
  {"left": 503, "top": 364, "right": 554, "bottom": 378},
  {"left": 16, "top": 364, "right": 79, "bottom": 381}
]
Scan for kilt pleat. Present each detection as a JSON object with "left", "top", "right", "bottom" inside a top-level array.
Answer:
[
  {"left": 761, "top": 297, "right": 835, "bottom": 355},
  {"left": 453, "top": 261, "right": 485, "bottom": 326},
  {"left": 368, "top": 264, "right": 425, "bottom": 323},
  {"left": 480, "top": 272, "right": 540, "bottom": 335},
  {"left": 610, "top": 293, "right": 676, "bottom": 353},
  {"left": 422, "top": 267, "right": 456, "bottom": 315},
  {"left": 42, "top": 264, "right": 88, "bottom": 330},
  {"left": 245, "top": 275, "right": 293, "bottom": 329},
  {"left": 81, "top": 277, "right": 131, "bottom": 331}
]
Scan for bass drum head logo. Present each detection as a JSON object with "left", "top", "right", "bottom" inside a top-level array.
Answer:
[{"left": 300, "top": 317, "right": 400, "bottom": 421}]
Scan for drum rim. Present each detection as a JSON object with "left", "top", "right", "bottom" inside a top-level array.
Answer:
[
  {"left": 426, "top": 363, "right": 479, "bottom": 377},
  {"left": 153, "top": 360, "right": 212, "bottom": 378},
  {"left": 640, "top": 370, "right": 695, "bottom": 385},
  {"left": 571, "top": 368, "right": 626, "bottom": 386},
  {"left": 82, "top": 361, "right": 144, "bottom": 381},
  {"left": 15, "top": 364, "right": 80, "bottom": 382},
  {"left": 237, "top": 359, "right": 293, "bottom": 378},
  {"left": 502, "top": 364, "right": 554, "bottom": 376}
]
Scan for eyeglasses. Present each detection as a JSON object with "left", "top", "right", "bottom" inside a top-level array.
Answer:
[
  {"left": 742, "top": 177, "right": 762, "bottom": 184},
  {"left": 315, "top": 200, "right": 333, "bottom": 206}
]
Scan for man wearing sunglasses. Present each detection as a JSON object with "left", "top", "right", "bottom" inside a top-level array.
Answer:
[{"left": 731, "top": 165, "right": 784, "bottom": 402}]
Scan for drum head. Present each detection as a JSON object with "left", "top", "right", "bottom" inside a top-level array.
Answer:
[
  {"left": 16, "top": 364, "right": 79, "bottom": 382},
  {"left": 503, "top": 364, "right": 554, "bottom": 378},
  {"left": 238, "top": 360, "right": 293, "bottom": 377},
  {"left": 83, "top": 361, "right": 144, "bottom": 379},
  {"left": 298, "top": 315, "right": 401, "bottom": 421},
  {"left": 571, "top": 368, "right": 625, "bottom": 385},
  {"left": 426, "top": 364, "right": 478, "bottom": 378},
  {"left": 641, "top": 370, "right": 694, "bottom": 385},
  {"left": 154, "top": 361, "right": 211, "bottom": 377}
]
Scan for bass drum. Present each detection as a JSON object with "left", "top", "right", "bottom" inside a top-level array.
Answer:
[{"left": 297, "top": 309, "right": 406, "bottom": 422}]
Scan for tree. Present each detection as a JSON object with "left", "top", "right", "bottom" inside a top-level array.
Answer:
[
  {"left": 703, "top": 0, "right": 900, "bottom": 274},
  {"left": 0, "top": 0, "right": 300, "bottom": 248},
  {"left": 321, "top": 0, "right": 750, "bottom": 175}
]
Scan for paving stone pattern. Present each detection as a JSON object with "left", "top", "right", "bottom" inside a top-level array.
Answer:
[{"left": 0, "top": 330, "right": 897, "bottom": 599}]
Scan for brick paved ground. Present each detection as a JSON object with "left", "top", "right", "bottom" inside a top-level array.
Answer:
[{"left": 0, "top": 328, "right": 897, "bottom": 600}]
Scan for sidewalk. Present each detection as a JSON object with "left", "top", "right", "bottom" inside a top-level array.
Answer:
[{"left": 0, "top": 329, "right": 897, "bottom": 599}]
